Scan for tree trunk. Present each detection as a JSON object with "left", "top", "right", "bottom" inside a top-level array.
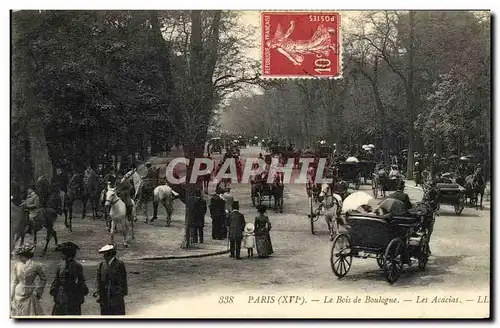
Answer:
[
  {"left": 405, "top": 10, "right": 416, "bottom": 180},
  {"left": 28, "top": 118, "right": 53, "bottom": 181}
]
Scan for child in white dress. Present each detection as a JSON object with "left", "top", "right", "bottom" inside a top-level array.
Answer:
[{"left": 242, "top": 222, "right": 255, "bottom": 258}]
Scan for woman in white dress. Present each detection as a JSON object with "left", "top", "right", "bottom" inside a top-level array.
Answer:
[{"left": 11, "top": 243, "right": 47, "bottom": 316}]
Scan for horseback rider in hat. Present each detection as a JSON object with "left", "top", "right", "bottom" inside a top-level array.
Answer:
[
  {"left": 20, "top": 186, "right": 41, "bottom": 223},
  {"left": 50, "top": 242, "right": 88, "bottom": 315},
  {"left": 141, "top": 162, "right": 158, "bottom": 200},
  {"left": 116, "top": 168, "right": 135, "bottom": 222}
]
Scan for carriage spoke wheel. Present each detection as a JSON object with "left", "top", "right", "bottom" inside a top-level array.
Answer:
[
  {"left": 309, "top": 196, "right": 315, "bottom": 235},
  {"left": 330, "top": 234, "right": 352, "bottom": 278},
  {"left": 372, "top": 180, "right": 378, "bottom": 198},
  {"left": 383, "top": 238, "right": 404, "bottom": 284},
  {"left": 418, "top": 236, "right": 430, "bottom": 270},
  {"left": 376, "top": 254, "right": 385, "bottom": 269},
  {"left": 454, "top": 194, "right": 465, "bottom": 215}
]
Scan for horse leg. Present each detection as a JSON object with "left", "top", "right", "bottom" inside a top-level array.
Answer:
[
  {"left": 143, "top": 198, "right": 149, "bottom": 223},
  {"left": 165, "top": 202, "right": 173, "bottom": 227},
  {"left": 480, "top": 192, "right": 484, "bottom": 210},
  {"left": 151, "top": 201, "right": 159, "bottom": 222},
  {"left": 81, "top": 196, "right": 87, "bottom": 219},
  {"left": 42, "top": 227, "right": 52, "bottom": 255},
  {"left": 33, "top": 228, "right": 37, "bottom": 248},
  {"left": 109, "top": 220, "right": 115, "bottom": 244},
  {"left": 325, "top": 216, "right": 334, "bottom": 240},
  {"left": 123, "top": 219, "right": 129, "bottom": 247},
  {"left": 67, "top": 201, "right": 73, "bottom": 232}
]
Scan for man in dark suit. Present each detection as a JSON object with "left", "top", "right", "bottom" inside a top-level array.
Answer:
[
  {"left": 93, "top": 244, "right": 128, "bottom": 315},
  {"left": 228, "top": 201, "right": 245, "bottom": 259},
  {"left": 192, "top": 190, "right": 207, "bottom": 243},
  {"left": 388, "top": 184, "right": 413, "bottom": 211},
  {"left": 209, "top": 193, "right": 226, "bottom": 240}
]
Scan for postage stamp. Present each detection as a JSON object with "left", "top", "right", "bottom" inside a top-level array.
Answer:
[{"left": 261, "top": 11, "right": 341, "bottom": 78}]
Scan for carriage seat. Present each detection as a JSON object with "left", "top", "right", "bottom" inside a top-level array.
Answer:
[
  {"left": 346, "top": 211, "right": 394, "bottom": 222},
  {"left": 436, "top": 183, "right": 465, "bottom": 192},
  {"left": 345, "top": 210, "right": 420, "bottom": 226}
]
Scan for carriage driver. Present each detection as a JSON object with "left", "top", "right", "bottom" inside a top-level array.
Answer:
[{"left": 387, "top": 183, "right": 413, "bottom": 212}]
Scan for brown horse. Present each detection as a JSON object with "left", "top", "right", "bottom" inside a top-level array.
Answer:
[
  {"left": 66, "top": 171, "right": 101, "bottom": 232},
  {"left": 12, "top": 192, "right": 60, "bottom": 254}
]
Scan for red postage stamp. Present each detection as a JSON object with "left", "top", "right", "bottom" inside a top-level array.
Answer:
[{"left": 261, "top": 12, "right": 341, "bottom": 78}]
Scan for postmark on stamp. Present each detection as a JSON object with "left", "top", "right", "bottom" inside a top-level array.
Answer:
[{"left": 261, "top": 12, "right": 341, "bottom": 79}]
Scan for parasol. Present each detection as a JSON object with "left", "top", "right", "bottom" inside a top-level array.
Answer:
[
  {"left": 342, "top": 192, "right": 374, "bottom": 213},
  {"left": 368, "top": 144, "right": 375, "bottom": 148},
  {"left": 459, "top": 156, "right": 469, "bottom": 161},
  {"left": 346, "top": 157, "right": 359, "bottom": 163}
]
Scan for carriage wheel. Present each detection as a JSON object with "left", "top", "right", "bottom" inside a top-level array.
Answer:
[
  {"left": 372, "top": 180, "right": 378, "bottom": 198},
  {"left": 330, "top": 233, "right": 352, "bottom": 278},
  {"left": 454, "top": 194, "right": 465, "bottom": 215},
  {"left": 309, "top": 196, "right": 315, "bottom": 235},
  {"left": 418, "top": 235, "right": 430, "bottom": 270},
  {"left": 376, "top": 254, "right": 385, "bottom": 269},
  {"left": 383, "top": 238, "right": 404, "bottom": 284},
  {"left": 354, "top": 179, "right": 361, "bottom": 190}
]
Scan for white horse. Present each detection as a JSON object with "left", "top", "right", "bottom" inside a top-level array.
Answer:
[
  {"left": 104, "top": 187, "right": 136, "bottom": 247},
  {"left": 317, "top": 183, "right": 344, "bottom": 240},
  {"left": 151, "top": 184, "right": 181, "bottom": 226}
]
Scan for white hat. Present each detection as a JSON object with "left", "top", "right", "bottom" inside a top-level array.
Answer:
[
  {"left": 98, "top": 244, "right": 116, "bottom": 253},
  {"left": 244, "top": 222, "right": 255, "bottom": 233}
]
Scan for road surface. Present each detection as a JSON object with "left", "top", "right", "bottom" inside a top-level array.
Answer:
[{"left": 25, "top": 146, "right": 490, "bottom": 318}]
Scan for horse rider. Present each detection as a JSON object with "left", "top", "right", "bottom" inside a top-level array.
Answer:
[
  {"left": 84, "top": 163, "right": 96, "bottom": 179},
  {"left": 116, "top": 172, "right": 135, "bottom": 222},
  {"left": 104, "top": 167, "right": 117, "bottom": 188},
  {"left": 20, "top": 186, "right": 41, "bottom": 224},
  {"left": 141, "top": 162, "right": 158, "bottom": 197},
  {"left": 52, "top": 166, "right": 69, "bottom": 209}
]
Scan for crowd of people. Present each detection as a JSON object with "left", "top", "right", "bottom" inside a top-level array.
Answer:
[{"left": 11, "top": 242, "right": 128, "bottom": 316}]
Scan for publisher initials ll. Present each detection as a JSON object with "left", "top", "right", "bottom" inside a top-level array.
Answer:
[{"left": 478, "top": 296, "right": 489, "bottom": 303}]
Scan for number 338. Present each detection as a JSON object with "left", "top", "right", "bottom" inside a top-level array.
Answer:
[{"left": 219, "top": 296, "right": 234, "bottom": 304}]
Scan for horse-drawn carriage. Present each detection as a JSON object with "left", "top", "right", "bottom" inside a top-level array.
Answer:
[
  {"left": 331, "top": 208, "right": 432, "bottom": 284},
  {"left": 251, "top": 173, "right": 284, "bottom": 212},
  {"left": 372, "top": 171, "right": 405, "bottom": 199},
  {"left": 336, "top": 162, "right": 361, "bottom": 190},
  {"left": 357, "top": 160, "right": 376, "bottom": 184},
  {"left": 434, "top": 182, "right": 466, "bottom": 215},
  {"left": 209, "top": 137, "right": 222, "bottom": 154}
]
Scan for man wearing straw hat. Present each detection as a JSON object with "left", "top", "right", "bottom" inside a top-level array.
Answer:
[{"left": 93, "top": 244, "right": 128, "bottom": 315}]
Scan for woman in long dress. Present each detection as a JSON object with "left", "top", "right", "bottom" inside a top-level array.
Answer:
[
  {"left": 11, "top": 243, "right": 47, "bottom": 316},
  {"left": 254, "top": 205, "right": 274, "bottom": 258}
]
